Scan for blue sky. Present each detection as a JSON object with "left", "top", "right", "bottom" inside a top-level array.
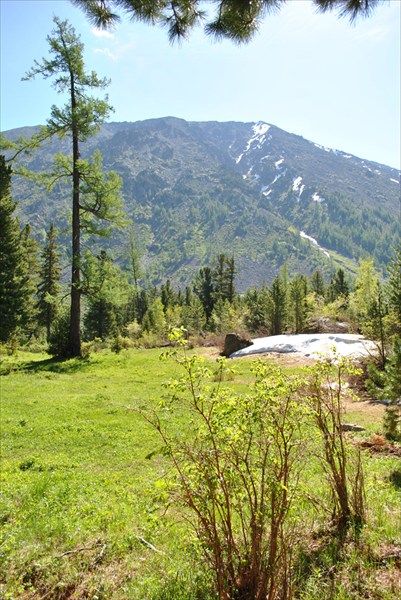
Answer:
[{"left": 1, "top": 0, "right": 400, "bottom": 168}]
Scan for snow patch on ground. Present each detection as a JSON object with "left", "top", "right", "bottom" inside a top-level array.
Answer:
[
  {"left": 390, "top": 178, "right": 399, "bottom": 184},
  {"left": 230, "top": 334, "right": 377, "bottom": 359},
  {"left": 275, "top": 158, "right": 285, "bottom": 169},
  {"left": 300, "top": 231, "right": 330, "bottom": 258}
]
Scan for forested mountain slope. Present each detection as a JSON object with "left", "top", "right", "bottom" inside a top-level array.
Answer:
[{"left": 5, "top": 117, "right": 400, "bottom": 289}]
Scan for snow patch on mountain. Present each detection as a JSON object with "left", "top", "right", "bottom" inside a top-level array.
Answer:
[
  {"left": 313, "top": 142, "right": 339, "bottom": 155},
  {"left": 292, "top": 176, "right": 303, "bottom": 192},
  {"left": 300, "top": 231, "right": 330, "bottom": 258},
  {"left": 269, "top": 171, "right": 286, "bottom": 187},
  {"left": 390, "top": 178, "right": 399, "bottom": 184},
  {"left": 275, "top": 158, "right": 285, "bottom": 169},
  {"left": 236, "top": 121, "right": 271, "bottom": 164},
  {"left": 312, "top": 192, "right": 325, "bottom": 203}
]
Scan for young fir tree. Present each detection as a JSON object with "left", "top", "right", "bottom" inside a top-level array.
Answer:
[
  {"left": 193, "top": 266, "right": 215, "bottom": 323},
  {"left": 37, "top": 224, "right": 62, "bottom": 341},
  {"left": 19, "top": 224, "right": 40, "bottom": 339},
  {"left": 0, "top": 157, "right": 27, "bottom": 342},
  {"left": 83, "top": 251, "right": 129, "bottom": 341},
  {"left": 289, "top": 274, "right": 308, "bottom": 333},
  {"left": 270, "top": 276, "right": 287, "bottom": 335},
  {"left": 24, "top": 17, "right": 124, "bottom": 356},
  {"left": 310, "top": 269, "right": 326, "bottom": 298},
  {"left": 326, "top": 268, "right": 350, "bottom": 303},
  {"left": 212, "top": 254, "right": 236, "bottom": 304}
]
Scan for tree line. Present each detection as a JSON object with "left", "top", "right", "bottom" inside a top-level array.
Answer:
[{"left": 1, "top": 171, "right": 400, "bottom": 359}]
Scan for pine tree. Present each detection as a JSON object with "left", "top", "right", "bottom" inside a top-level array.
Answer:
[
  {"left": 326, "top": 268, "right": 349, "bottom": 303},
  {"left": 83, "top": 251, "right": 129, "bottom": 341},
  {"left": 72, "top": 0, "right": 384, "bottom": 44},
  {"left": 19, "top": 224, "right": 40, "bottom": 339},
  {"left": 0, "top": 157, "right": 26, "bottom": 342},
  {"left": 310, "top": 270, "right": 326, "bottom": 298},
  {"left": 24, "top": 17, "right": 124, "bottom": 356},
  {"left": 270, "top": 276, "right": 287, "bottom": 335},
  {"left": 212, "top": 254, "right": 236, "bottom": 304},
  {"left": 289, "top": 275, "right": 308, "bottom": 333},
  {"left": 37, "top": 224, "right": 62, "bottom": 341},
  {"left": 193, "top": 266, "right": 215, "bottom": 323},
  {"left": 387, "top": 243, "right": 401, "bottom": 330}
]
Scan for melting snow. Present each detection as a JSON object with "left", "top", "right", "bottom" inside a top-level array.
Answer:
[
  {"left": 275, "top": 158, "right": 285, "bottom": 169},
  {"left": 269, "top": 172, "right": 285, "bottom": 186},
  {"left": 300, "top": 231, "right": 330, "bottom": 258},
  {"left": 230, "top": 334, "right": 377, "bottom": 359},
  {"left": 292, "top": 176, "right": 303, "bottom": 192},
  {"left": 390, "top": 178, "right": 399, "bottom": 184},
  {"left": 236, "top": 121, "right": 271, "bottom": 163},
  {"left": 312, "top": 192, "right": 325, "bottom": 203}
]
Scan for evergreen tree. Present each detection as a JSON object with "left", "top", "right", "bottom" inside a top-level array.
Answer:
[
  {"left": 289, "top": 275, "right": 308, "bottom": 334},
  {"left": 310, "top": 270, "right": 326, "bottom": 298},
  {"left": 0, "top": 157, "right": 26, "bottom": 342},
  {"left": 244, "top": 285, "right": 272, "bottom": 333},
  {"left": 19, "top": 224, "right": 40, "bottom": 339},
  {"left": 83, "top": 251, "right": 129, "bottom": 341},
  {"left": 270, "top": 276, "right": 287, "bottom": 335},
  {"left": 193, "top": 266, "right": 215, "bottom": 323},
  {"left": 181, "top": 295, "right": 206, "bottom": 335},
  {"left": 129, "top": 230, "right": 142, "bottom": 289},
  {"left": 212, "top": 254, "right": 236, "bottom": 304},
  {"left": 24, "top": 17, "right": 124, "bottom": 356},
  {"left": 387, "top": 243, "right": 401, "bottom": 330},
  {"left": 161, "top": 279, "right": 177, "bottom": 313},
  {"left": 37, "top": 224, "right": 62, "bottom": 341},
  {"left": 73, "top": 0, "right": 384, "bottom": 43},
  {"left": 326, "top": 268, "right": 349, "bottom": 303}
]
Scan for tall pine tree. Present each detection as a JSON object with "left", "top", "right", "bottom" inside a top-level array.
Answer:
[{"left": 24, "top": 17, "right": 124, "bottom": 356}]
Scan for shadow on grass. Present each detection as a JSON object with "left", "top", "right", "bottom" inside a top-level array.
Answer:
[
  {"left": 22, "top": 355, "right": 92, "bottom": 374},
  {"left": 389, "top": 469, "right": 401, "bottom": 489}
]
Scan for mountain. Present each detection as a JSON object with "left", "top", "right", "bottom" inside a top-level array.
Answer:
[{"left": 4, "top": 118, "right": 400, "bottom": 290}]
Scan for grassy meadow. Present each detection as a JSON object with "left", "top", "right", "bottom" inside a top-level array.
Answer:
[{"left": 0, "top": 346, "right": 400, "bottom": 599}]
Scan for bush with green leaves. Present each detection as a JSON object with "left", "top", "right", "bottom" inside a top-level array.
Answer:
[{"left": 137, "top": 327, "right": 309, "bottom": 600}]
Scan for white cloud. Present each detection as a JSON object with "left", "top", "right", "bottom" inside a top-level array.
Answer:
[
  {"left": 91, "top": 28, "right": 114, "bottom": 39},
  {"left": 94, "top": 47, "right": 118, "bottom": 60}
]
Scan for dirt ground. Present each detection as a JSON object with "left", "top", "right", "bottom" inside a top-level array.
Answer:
[{"left": 198, "top": 346, "right": 387, "bottom": 428}]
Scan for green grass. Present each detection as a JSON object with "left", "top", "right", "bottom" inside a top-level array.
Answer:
[{"left": 0, "top": 347, "right": 400, "bottom": 599}]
